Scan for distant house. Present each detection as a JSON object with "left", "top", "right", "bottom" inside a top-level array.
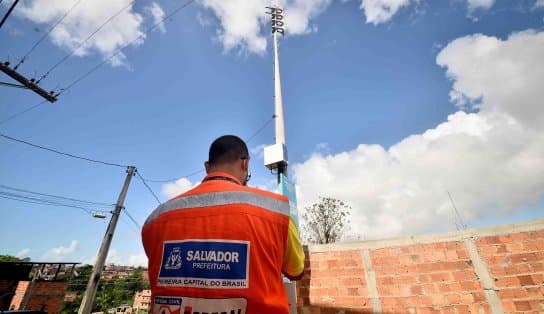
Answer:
[
  {"left": 133, "top": 290, "right": 151, "bottom": 312},
  {"left": 63, "top": 291, "right": 77, "bottom": 303},
  {"left": 112, "top": 304, "right": 132, "bottom": 313}
]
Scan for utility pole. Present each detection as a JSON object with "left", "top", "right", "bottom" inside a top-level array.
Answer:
[
  {"left": 78, "top": 166, "right": 136, "bottom": 314},
  {"left": 0, "top": 61, "right": 58, "bottom": 102}
]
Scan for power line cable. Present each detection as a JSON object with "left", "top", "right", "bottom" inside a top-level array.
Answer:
[
  {"left": 57, "top": 0, "right": 196, "bottom": 97},
  {"left": 135, "top": 171, "right": 161, "bottom": 205},
  {"left": 0, "top": 183, "right": 112, "bottom": 206},
  {"left": 0, "top": 190, "right": 111, "bottom": 212},
  {"left": 142, "top": 169, "right": 204, "bottom": 183},
  {"left": 123, "top": 208, "right": 141, "bottom": 230},
  {"left": 141, "top": 116, "right": 273, "bottom": 183},
  {"left": 247, "top": 116, "right": 274, "bottom": 143},
  {"left": 35, "top": 0, "right": 136, "bottom": 84},
  {"left": 0, "top": 100, "right": 46, "bottom": 125},
  {"left": 0, "top": 193, "right": 94, "bottom": 215},
  {"left": 13, "top": 0, "right": 86, "bottom": 70},
  {"left": 0, "top": 133, "right": 128, "bottom": 168}
]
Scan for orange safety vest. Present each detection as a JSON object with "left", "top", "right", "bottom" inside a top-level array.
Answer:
[{"left": 142, "top": 172, "right": 292, "bottom": 314}]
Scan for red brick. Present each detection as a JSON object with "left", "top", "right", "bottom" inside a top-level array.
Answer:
[
  {"left": 514, "top": 301, "right": 531, "bottom": 311},
  {"left": 495, "top": 276, "right": 520, "bottom": 288},
  {"left": 430, "top": 273, "right": 451, "bottom": 282},
  {"left": 438, "top": 283, "right": 450, "bottom": 293},
  {"left": 455, "top": 304, "right": 470, "bottom": 314},
  {"left": 498, "top": 288, "right": 515, "bottom": 299},
  {"left": 529, "top": 262, "right": 544, "bottom": 272},
  {"left": 410, "top": 285, "right": 422, "bottom": 295},
  {"left": 532, "top": 273, "right": 544, "bottom": 285},
  {"left": 418, "top": 274, "right": 431, "bottom": 283},
  {"left": 472, "top": 292, "right": 486, "bottom": 302},
  {"left": 441, "top": 306, "right": 456, "bottom": 314},
  {"left": 431, "top": 294, "right": 446, "bottom": 306},
  {"left": 422, "top": 284, "right": 436, "bottom": 294},
  {"left": 418, "top": 296, "right": 433, "bottom": 306},
  {"left": 447, "top": 294, "right": 461, "bottom": 304},
  {"left": 526, "top": 287, "right": 541, "bottom": 298},
  {"left": 459, "top": 281, "right": 480, "bottom": 291},
  {"left": 518, "top": 275, "right": 535, "bottom": 286},
  {"left": 502, "top": 301, "right": 516, "bottom": 312}
]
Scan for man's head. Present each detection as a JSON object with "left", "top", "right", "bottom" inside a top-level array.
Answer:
[{"left": 205, "top": 135, "right": 251, "bottom": 185}]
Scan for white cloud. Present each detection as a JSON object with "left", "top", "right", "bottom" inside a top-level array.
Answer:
[
  {"left": 436, "top": 30, "right": 544, "bottom": 129},
  {"left": 198, "top": 0, "right": 331, "bottom": 54},
  {"left": 146, "top": 2, "right": 166, "bottom": 34},
  {"left": 15, "top": 0, "right": 161, "bottom": 66},
  {"left": 536, "top": 0, "right": 544, "bottom": 8},
  {"left": 16, "top": 248, "right": 31, "bottom": 258},
  {"left": 467, "top": 0, "right": 495, "bottom": 11},
  {"left": 250, "top": 144, "right": 266, "bottom": 159},
  {"left": 294, "top": 30, "right": 544, "bottom": 240},
  {"left": 128, "top": 253, "right": 148, "bottom": 267},
  {"left": 162, "top": 177, "right": 197, "bottom": 199},
  {"left": 41, "top": 240, "right": 78, "bottom": 261},
  {"left": 359, "top": 0, "right": 412, "bottom": 25},
  {"left": 81, "top": 251, "right": 147, "bottom": 267}
]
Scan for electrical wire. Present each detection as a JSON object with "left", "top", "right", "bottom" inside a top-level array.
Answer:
[
  {"left": 142, "top": 169, "right": 204, "bottom": 183},
  {"left": 123, "top": 208, "right": 141, "bottom": 230},
  {"left": 0, "top": 190, "right": 110, "bottom": 211},
  {"left": 141, "top": 116, "right": 274, "bottom": 183},
  {"left": 247, "top": 116, "right": 274, "bottom": 143},
  {"left": 0, "top": 100, "right": 46, "bottom": 125},
  {"left": 13, "top": 0, "right": 86, "bottom": 69},
  {"left": 0, "top": 183, "right": 112, "bottom": 206},
  {"left": 0, "top": 193, "right": 95, "bottom": 215},
  {"left": 135, "top": 171, "right": 161, "bottom": 205},
  {"left": 0, "top": 133, "right": 128, "bottom": 168},
  {"left": 35, "top": 0, "right": 136, "bottom": 84},
  {"left": 57, "top": 0, "right": 196, "bottom": 97}
]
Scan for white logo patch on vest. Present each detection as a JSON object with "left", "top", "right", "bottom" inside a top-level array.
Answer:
[
  {"left": 153, "top": 296, "right": 247, "bottom": 314},
  {"left": 158, "top": 239, "right": 250, "bottom": 289}
]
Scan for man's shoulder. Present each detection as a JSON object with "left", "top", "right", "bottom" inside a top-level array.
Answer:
[
  {"left": 241, "top": 185, "right": 289, "bottom": 203},
  {"left": 167, "top": 182, "right": 288, "bottom": 203}
]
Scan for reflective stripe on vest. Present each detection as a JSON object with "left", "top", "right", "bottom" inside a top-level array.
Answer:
[{"left": 145, "top": 190, "right": 290, "bottom": 225}]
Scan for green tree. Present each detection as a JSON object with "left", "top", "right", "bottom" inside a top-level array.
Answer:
[
  {"left": 61, "top": 266, "right": 150, "bottom": 313},
  {"left": 301, "top": 196, "right": 351, "bottom": 244},
  {"left": 0, "top": 254, "right": 24, "bottom": 262}
]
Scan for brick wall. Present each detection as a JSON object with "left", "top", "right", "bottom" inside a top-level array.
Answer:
[
  {"left": 9, "top": 280, "right": 69, "bottom": 314},
  {"left": 0, "top": 279, "right": 18, "bottom": 310},
  {"left": 476, "top": 231, "right": 544, "bottom": 313},
  {"left": 296, "top": 219, "right": 544, "bottom": 314}
]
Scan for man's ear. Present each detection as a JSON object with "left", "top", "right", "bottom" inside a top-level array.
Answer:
[
  {"left": 204, "top": 161, "right": 211, "bottom": 174},
  {"left": 241, "top": 158, "right": 249, "bottom": 171}
]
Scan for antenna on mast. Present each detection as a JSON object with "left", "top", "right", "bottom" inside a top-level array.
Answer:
[
  {"left": 448, "top": 191, "right": 467, "bottom": 231},
  {"left": 264, "top": 6, "right": 288, "bottom": 184}
]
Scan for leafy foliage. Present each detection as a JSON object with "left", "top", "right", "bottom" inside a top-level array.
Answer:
[
  {"left": 61, "top": 266, "right": 150, "bottom": 313},
  {"left": 301, "top": 196, "right": 351, "bottom": 244},
  {"left": 0, "top": 254, "right": 28, "bottom": 262}
]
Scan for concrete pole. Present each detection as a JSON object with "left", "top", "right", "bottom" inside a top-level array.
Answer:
[
  {"left": 78, "top": 166, "right": 136, "bottom": 314},
  {"left": 273, "top": 30, "right": 286, "bottom": 146}
]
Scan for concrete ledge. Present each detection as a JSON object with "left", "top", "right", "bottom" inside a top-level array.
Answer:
[{"left": 308, "top": 218, "right": 544, "bottom": 253}]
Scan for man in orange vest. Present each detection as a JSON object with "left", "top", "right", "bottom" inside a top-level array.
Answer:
[{"left": 142, "top": 135, "right": 305, "bottom": 314}]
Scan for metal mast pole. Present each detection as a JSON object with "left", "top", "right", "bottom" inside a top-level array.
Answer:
[
  {"left": 273, "top": 28, "right": 287, "bottom": 183},
  {"left": 78, "top": 166, "right": 136, "bottom": 314},
  {"left": 273, "top": 30, "right": 286, "bottom": 147}
]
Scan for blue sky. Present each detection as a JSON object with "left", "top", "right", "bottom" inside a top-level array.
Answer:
[{"left": 1, "top": 0, "right": 543, "bottom": 265}]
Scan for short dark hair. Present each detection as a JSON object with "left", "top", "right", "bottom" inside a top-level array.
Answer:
[{"left": 208, "top": 135, "right": 249, "bottom": 166}]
